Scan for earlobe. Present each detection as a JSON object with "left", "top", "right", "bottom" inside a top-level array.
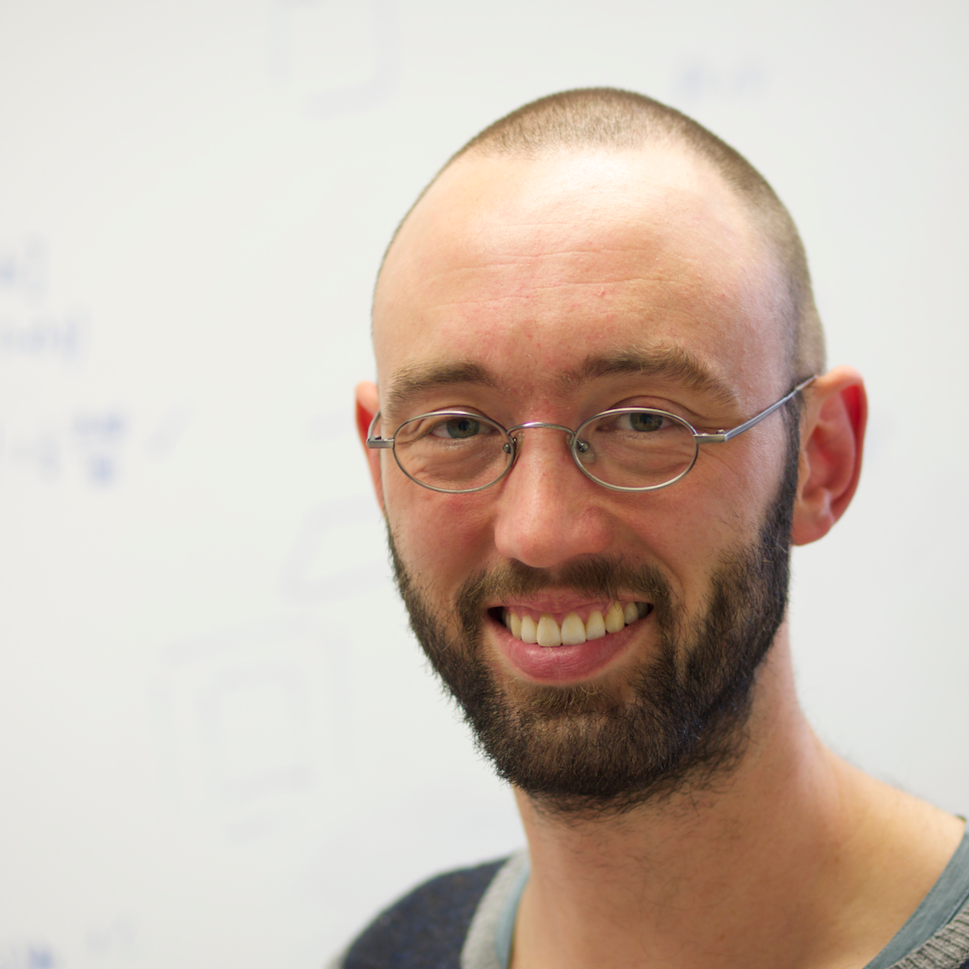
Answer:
[
  {"left": 355, "top": 381, "right": 386, "bottom": 514},
  {"left": 791, "top": 366, "right": 867, "bottom": 546}
]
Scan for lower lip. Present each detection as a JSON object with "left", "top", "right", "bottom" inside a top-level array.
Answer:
[{"left": 489, "top": 613, "right": 645, "bottom": 684}]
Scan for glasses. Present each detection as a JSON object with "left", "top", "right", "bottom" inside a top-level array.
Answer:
[{"left": 367, "top": 376, "right": 815, "bottom": 494}]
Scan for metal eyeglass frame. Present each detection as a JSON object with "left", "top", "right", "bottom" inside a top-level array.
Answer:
[{"left": 367, "top": 375, "right": 816, "bottom": 494}]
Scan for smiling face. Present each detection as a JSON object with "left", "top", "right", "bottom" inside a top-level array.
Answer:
[{"left": 361, "top": 147, "right": 803, "bottom": 813}]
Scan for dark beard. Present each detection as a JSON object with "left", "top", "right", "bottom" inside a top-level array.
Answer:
[{"left": 387, "top": 412, "right": 800, "bottom": 819}]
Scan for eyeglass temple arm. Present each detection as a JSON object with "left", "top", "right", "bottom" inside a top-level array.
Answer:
[
  {"left": 693, "top": 376, "right": 816, "bottom": 444},
  {"left": 366, "top": 411, "right": 394, "bottom": 449}
]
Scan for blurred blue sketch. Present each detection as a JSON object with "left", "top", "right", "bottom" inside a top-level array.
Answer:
[
  {"left": 672, "top": 56, "right": 768, "bottom": 101},
  {"left": 0, "top": 311, "right": 86, "bottom": 362},
  {"left": 72, "top": 411, "right": 126, "bottom": 485},
  {"left": 0, "top": 238, "right": 85, "bottom": 362},
  {"left": 0, "top": 407, "right": 188, "bottom": 486},
  {"left": 0, "top": 238, "right": 47, "bottom": 302},
  {"left": 0, "top": 311, "right": 87, "bottom": 360},
  {"left": 0, "top": 943, "right": 59, "bottom": 969},
  {"left": 1, "top": 410, "right": 125, "bottom": 485}
]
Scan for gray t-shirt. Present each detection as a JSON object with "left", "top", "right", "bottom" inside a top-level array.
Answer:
[
  {"left": 462, "top": 832, "right": 969, "bottom": 969},
  {"left": 329, "top": 830, "right": 969, "bottom": 969}
]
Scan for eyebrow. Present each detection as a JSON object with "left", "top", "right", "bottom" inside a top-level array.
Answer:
[
  {"left": 381, "top": 343, "right": 737, "bottom": 416},
  {"left": 566, "top": 345, "right": 739, "bottom": 407},
  {"left": 382, "top": 361, "right": 501, "bottom": 416}
]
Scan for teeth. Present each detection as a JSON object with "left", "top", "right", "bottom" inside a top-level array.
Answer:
[
  {"left": 520, "top": 615, "right": 538, "bottom": 644},
  {"left": 503, "top": 600, "right": 648, "bottom": 647},
  {"left": 586, "top": 610, "right": 606, "bottom": 640},
  {"left": 604, "top": 601, "right": 625, "bottom": 634},
  {"left": 537, "top": 615, "right": 561, "bottom": 647},
  {"left": 561, "top": 613, "right": 586, "bottom": 646}
]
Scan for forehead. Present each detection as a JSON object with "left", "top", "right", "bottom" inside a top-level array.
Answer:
[{"left": 373, "top": 149, "right": 788, "bottom": 414}]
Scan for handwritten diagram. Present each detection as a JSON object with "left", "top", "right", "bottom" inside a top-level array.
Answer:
[{"left": 153, "top": 623, "right": 348, "bottom": 845}]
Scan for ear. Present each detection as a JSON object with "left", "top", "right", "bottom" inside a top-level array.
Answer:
[
  {"left": 355, "top": 380, "right": 386, "bottom": 515},
  {"left": 791, "top": 366, "right": 867, "bottom": 546}
]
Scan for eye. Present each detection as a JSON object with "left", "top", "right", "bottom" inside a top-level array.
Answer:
[
  {"left": 429, "top": 415, "right": 489, "bottom": 439},
  {"left": 597, "top": 409, "right": 678, "bottom": 434},
  {"left": 621, "top": 411, "right": 668, "bottom": 433}
]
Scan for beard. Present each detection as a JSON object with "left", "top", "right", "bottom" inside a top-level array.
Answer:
[{"left": 387, "top": 411, "right": 801, "bottom": 819}]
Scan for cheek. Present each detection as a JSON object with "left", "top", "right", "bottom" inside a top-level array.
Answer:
[
  {"left": 647, "top": 436, "right": 789, "bottom": 594},
  {"left": 383, "top": 475, "right": 495, "bottom": 581},
  {"left": 632, "top": 499, "right": 731, "bottom": 604}
]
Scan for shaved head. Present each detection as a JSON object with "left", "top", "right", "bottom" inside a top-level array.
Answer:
[{"left": 378, "top": 87, "right": 825, "bottom": 381}]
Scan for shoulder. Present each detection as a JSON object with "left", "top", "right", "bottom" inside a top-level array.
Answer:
[
  {"left": 330, "top": 856, "right": 514, "bottom": 969},
  {"left": 891, "top": 899, "right": 969, "bottom": 969},
  {"left": 888, "top": 828, "right": 969, "bottom": 969}
]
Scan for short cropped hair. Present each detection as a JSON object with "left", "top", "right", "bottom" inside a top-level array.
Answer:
[{"left": 383, "top": 87, "right": 825, "bottom": 379}]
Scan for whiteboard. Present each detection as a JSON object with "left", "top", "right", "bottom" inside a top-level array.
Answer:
[{"left": 1, "top": 1, "right": 966, "bottom": 966}]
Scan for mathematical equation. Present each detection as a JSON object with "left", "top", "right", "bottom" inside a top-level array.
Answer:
[
  {"left": 0, "top": 237, "right": 88, "bottom": 363},
  {"left": 0, "top": 943, "right": 59, "bottom": 969},
  {"left": 0, "top": 411, "right": 127, "bottom": 486},
  {"left": 0, "top": 408, "right": 187, "bottom": 488}
]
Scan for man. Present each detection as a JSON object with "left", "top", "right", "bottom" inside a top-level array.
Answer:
[{"left": 336, "top": 88, "right": 969, "bottom": 969}]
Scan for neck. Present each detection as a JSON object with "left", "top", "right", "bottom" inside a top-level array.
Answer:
[{"left": 509, "top": 632, "right": 963, "bottom": 969}]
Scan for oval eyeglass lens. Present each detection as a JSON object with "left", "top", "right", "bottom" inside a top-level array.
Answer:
[
  {"left": 393, "top": 413, "right": 512, "bottom": 491},
  {"left": 577, "top": 410, "right": 698, "bottom": 488}
]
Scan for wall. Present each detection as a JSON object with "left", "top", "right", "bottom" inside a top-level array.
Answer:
[{"left": 1, "top": 1, "right": 966, "bottom": 966}]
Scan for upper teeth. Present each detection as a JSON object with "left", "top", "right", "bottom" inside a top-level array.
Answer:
[{"left": 503, "top": 601, "right": 649, "bottom": 647}]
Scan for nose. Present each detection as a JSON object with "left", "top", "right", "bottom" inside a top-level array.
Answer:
[{"left": 492, "top": 424, "right": 615, "bottom": 569}]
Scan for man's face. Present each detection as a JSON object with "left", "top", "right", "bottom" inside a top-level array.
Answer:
[{"left": 362, "top": 148, "right": 799, "bottom": 813}]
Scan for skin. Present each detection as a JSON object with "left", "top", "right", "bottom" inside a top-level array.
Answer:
[{"left": 356, "top": 147, "right": 963, "bottom": 969}]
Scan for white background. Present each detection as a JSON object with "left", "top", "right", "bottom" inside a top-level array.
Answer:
[{"left": 0, "top": 1, "right": 966, "bottom": 966}]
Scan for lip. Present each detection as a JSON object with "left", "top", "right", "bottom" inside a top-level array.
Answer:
[
  {"left": 495, "top": 593, "right": 612, "bottom": 612},
  {"left": 487, "top": 608, "right": 648, "bottom": 684}
]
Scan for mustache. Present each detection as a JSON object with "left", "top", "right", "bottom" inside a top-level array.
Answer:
[{"left": 455, "top": 556, "right": 677, "bottom": 629}]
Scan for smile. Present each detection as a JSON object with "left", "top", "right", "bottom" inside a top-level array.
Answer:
[{"left": 500, "top": 601, "right": 651, "bottom": 647}]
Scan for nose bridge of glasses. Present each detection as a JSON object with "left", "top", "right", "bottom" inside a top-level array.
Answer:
[
  {"left": 507, "top": 420, "right": 577, "bottom": 439},
  {"left": 506, "top": 420, "right": 584, "bottom": 455}
]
